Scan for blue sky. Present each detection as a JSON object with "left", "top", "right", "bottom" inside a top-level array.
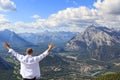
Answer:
[
  {"left": 0, "top": 0, "right": 120, "bottom": 33},
  {"left": 7, "top": 0, "right": 96, "bottom": 21}
]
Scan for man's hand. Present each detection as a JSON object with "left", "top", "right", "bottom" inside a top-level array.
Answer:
[
  {"left": 3, "top": 42, "right": 11, "bottom": 50},
  {"left": 47, "top": 43, "right": 54, "bottom": 52}
]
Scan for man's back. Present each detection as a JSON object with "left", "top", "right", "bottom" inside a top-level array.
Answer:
[
  {"left": 9, "top": 48, "right": 49, "bottom": 79},
  {"left": 20, "top": 55, "right": 41, "bottom": 79}
]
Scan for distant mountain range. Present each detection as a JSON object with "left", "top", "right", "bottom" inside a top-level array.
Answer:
[
  {"left": 19, "top": 31, "right": 78, "bottom": 48},
  {"left": 0, "top": 29, "right": 78, "bottom": 51},
  {"left": 1, "top": 25, "right": 120, "bottom": 60},
  {"left": 64, "top": 25, "right": 120, "bottom": 60}
]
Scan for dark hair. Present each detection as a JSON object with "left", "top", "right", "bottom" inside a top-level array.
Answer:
[{"left": 26, "top": 48, "right": 33, "bottom": 55}]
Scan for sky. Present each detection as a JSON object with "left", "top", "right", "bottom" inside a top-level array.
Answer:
[{"left": 0, "top": 0, "right": 120, "bottom": 33}]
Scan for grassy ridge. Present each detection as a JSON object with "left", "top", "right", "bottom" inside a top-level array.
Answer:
[{"left": 92, "top": 72, "right": 120, "bottom": 80}]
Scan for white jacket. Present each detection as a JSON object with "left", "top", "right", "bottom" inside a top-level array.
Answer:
[{"left": 9, "top": 49, "right": 49, "bottom": 79}]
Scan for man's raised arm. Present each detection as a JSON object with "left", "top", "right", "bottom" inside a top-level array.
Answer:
[
  {"left": 47, "top": 43, "right": 54, "bottom": 52},
  {"left": 3, "top": 42, "right": 24, "bottom": 61},
  {"left": 35, "top": 43, "right": 54, "bottom": 62}
]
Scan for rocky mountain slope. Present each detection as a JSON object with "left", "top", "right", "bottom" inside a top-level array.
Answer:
[{"left": 64, "top": 25, "right": 120, "bottom": 60}]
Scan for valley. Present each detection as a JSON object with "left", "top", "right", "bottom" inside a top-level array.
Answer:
[{"left": 1, "top": 50, "right": 120, "bottom": 80}]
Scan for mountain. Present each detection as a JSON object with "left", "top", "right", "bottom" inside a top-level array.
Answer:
[
  {"left": 19, "top": 31, "right": 78, "bottom": 48},
  {"left": 64, "top": 25, "right": 120, "bottom": 60},
  {"left": 0, "top": 29, "right": 33, "bottom": 48}
]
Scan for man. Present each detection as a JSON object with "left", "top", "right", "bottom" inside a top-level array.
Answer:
[{"left": 4, "top": 42, "right": 54, "bottom": 80}]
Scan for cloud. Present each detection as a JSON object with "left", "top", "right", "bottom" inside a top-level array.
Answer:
[
  {"left": 15, "top": 21, "right": 39, "bottom": 28},
  {"left": 41, "top": 6, "right": 98, "bottom": 31},
  {"left": 1, "top": 0, "right": 120, "bottom": 33},
  {"left": 15, "top": 15, "right": 46, "bottom": 29},
  {"left": 94, "top": 0, "right": 120, "bottom": 15},
  {"left": 41, "top": 0, "right": 120, "bottom": 31},
  {"left": 13, "top": 0, "right": 120, "bottom": 33},
  {"left": 32, "top": 15, "right": 40, "bottom": 19},
  {"left": 0, "top": 14, "right": 9, "bottom": 24},
  {"left": 13, "top": 17, "right": 46, "bottom": 33},
  {"left": 93, "top": 0, "right": 120, "bottom": 28},
  {"left": 0, "top": 0, "right": 16, "bottom": 12},
  {"left": 0, "top": 14, "right": 12, "bottom": 30},
  {"left": 20, "top": 7, "right": 93, "bottom": 32}
]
